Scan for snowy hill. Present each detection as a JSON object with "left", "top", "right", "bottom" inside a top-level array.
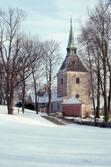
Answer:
[
  {"left": 0, "top": 105, "right": 111, "bottom": 167},
  {"left": 0, "top": 105, "right": 55, "bottom": 127}
]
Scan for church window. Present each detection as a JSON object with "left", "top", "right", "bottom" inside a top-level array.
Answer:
[
  {"left": 76, "top": 94, "right": 80, "bottom": 98},
  {"left": 61, "top": 78, "right": 63, "bottom": 84},
  {"left": 76, "top": 78, "right": 80, "bottom": 84},
  {"left": 72, "top": 61, "right": 75, "bottom": 66}
]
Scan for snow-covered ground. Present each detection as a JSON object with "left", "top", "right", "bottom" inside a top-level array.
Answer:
[{"left": 0, "top": 105, "right": 111, "bottom": 167}]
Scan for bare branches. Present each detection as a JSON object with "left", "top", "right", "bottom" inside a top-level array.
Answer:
[
  {"left": 80, "top": 1, "right": 111, "bottom": 122},
  {"left": 0, "top": 8, "right": 26, "bottom": 114},
  {"left": 0, "top": 8, "right": 61, "bottom": 115},
  {"left": 42, "top": 40, "right": 61, "bottom": 113}
]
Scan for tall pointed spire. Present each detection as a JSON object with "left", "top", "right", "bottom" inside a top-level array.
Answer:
[
  {"left": 67, "top": 18, "right": 74, "bottom": 48},
  {"left": 67, "top": 18, "right": 76, "bottom": 56}
]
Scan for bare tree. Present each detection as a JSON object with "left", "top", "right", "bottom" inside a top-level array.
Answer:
[
  {"left": 18, "top": 38, "right": 34, "bottom": 113},
  {"left": 42, "top": 40, "right": 61, "bottom": 113},
  {"left": 79, "top": 1, "right": 111, "bottom": 122},
  {"left": 28, "top": 40, "right": 43, "bottom": 114},
  {"left": 79, "top": 27, "right": 98, "bottom": 123},
  {"left": 0, "top": 8, "right": 35, "bottom": 114}
]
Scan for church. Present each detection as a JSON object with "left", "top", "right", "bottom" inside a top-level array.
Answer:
[
  {"left": 26, "top": 19, "right": 91, "bottom": 117},
  {"left": 56, "top": 19, "right": 91, "bottom": 117}
]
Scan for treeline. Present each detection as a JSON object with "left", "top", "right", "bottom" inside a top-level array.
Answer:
[
  {"left": 79, "top": 0, "right": 111, "bottom": 123},
  {"left": 0, "top": 8, "right": 61, "bottom": 114}
]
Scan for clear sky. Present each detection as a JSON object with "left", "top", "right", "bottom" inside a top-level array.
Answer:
[{"left": 1, "top": 0, "right": 98, "bottom": 56}]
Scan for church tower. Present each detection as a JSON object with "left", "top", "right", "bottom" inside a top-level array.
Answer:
[{"left": 57, "top": 19, "right": 90, "bottom": 104}]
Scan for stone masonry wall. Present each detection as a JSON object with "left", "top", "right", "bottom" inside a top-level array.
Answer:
[{"left": 66, "top": 71, "right": 90, "bottom": 104}]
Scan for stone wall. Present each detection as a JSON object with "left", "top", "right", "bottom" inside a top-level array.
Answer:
[
  {"left": 57, "top": 72, "right": 67, "bottom": 97},
  {"left": 67, "top": 71, "right": 90, "bottom": 104}
]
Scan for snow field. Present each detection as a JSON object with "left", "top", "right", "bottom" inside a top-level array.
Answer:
[{"left": 0, "top": 105, "right": 111, "bottom": 167}]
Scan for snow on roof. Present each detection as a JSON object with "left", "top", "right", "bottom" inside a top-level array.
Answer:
[
  {"left": 29, "top": 90, "right": 63, "bottom": 104},
  {"left": 63, "top": 97, "right": 82, "bottom": 104}
]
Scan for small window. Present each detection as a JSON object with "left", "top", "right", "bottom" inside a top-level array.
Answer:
[
  {"left": 76, "top": 94, "right": 80, "bottom": 99},
  {"left": 72, "top": 61, "right": 75, "bottom": 66},
  {"left": 76, "top": 78, "right": 80, "bottom": 84},
  {"left": 61, "top": 78, "right": 63, "bottom": 84}
]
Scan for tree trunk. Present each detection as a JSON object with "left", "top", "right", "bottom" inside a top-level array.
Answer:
[
  {"left": 47, "top": 63, "right": 52, "bottom": 114},
  {"left": 32, "top": 70, "right": 38, "bottom": 114},
  {"left": 22, "top": 73, "right": 26, "bottom": 113},
  {"left": 96, "top": 65, "right": 100, "bottom": 118},
  {"left": 7, "top": 102, "right": 13, "bottom": 114},
  {"left": 108, "top": 71, "right": 111, "bottom": 115},
  {"left": 35, "top": 92, "right": 38, "bottom": 114},
  {"left": 22, "top": 85, "right": 25, "bottom": 114},
  {"left": 103, "top": 61, "right": 108, "bottom": 122},
  {"left": 48, "top": 88, "right": 51, "bottom": 114},
  {"left": 88, "top": 50, "right": 96, "bottom": 123},
  {"left": 7, "top": 92, "right": 14, "bottom": 115}
]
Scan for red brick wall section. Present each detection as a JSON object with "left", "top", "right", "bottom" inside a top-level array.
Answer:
[{"left": 62, "top": 104, "right": 82, "bottom": 117}]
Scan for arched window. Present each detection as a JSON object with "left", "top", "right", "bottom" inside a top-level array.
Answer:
[
  {"left": 76, "top": 78, "right": 80, "bottom": 84},
  {"left": 61, "top": 78, "right": 63, "bottom": 84},
  {"left": 72, "top": 61, "right": 75, "bottom": 66},
  {"left": 76, "top": 94, "right": 80, "bottom": 99}
]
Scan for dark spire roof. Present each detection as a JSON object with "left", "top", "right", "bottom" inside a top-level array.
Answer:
[
  {"left": 59, "top": 19, "right": 87, "bottom": 73},
  {"left": 67, "top": 18, "right": 75, "bottom": 48},
  {"left": 59, "top": 55, "right": 87, "bottom": 72},
  {"left": 67, "top": 18, "right": 76, "bottom": 56}
]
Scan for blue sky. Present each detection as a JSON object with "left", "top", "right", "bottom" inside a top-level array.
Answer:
[{"left": 1, "top": 0, "right": 98, "bottom": 56}]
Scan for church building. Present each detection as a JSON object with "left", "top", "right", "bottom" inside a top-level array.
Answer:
[{"left": 57, "top": 19, "right": 91, "bottom": 117}]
